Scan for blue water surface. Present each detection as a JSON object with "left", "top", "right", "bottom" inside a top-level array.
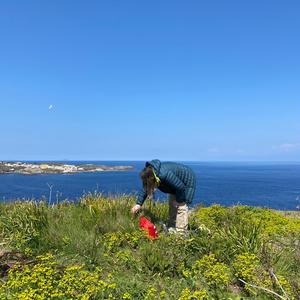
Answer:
[{"left": 1, "top": 161, "right": 300, "bottom": 210}]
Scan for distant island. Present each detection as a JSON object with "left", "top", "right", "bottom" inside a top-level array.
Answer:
[{"left": 0, "top": 162, "right": 133, "bottom": 175}]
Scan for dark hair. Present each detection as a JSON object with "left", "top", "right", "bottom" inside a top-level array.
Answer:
[{"left": 140, "top": 166, "right": 157, "bottom": 197}]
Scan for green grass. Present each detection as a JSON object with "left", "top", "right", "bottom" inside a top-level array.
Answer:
[{"left": 0, "top": 194, "right": 300, "bottom": 299}]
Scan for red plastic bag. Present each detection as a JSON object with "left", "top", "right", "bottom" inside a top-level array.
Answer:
[{"left": 139, "top": 216, "right": 158, "bottom": 239}]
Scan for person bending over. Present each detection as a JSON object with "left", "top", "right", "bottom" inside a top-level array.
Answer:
[{"left": 131, "top": 159, "right": 196, "bottom": 234}]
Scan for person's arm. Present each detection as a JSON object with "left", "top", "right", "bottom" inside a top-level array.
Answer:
[
  {"left": 136, "top": 189, "right": 147, "bottom": 206},
  {"left": 131, "top": 189, "right": 147, "bottom": 213},
  {"left": 164, "top": 171, "right": 186, "bottom": 202}
]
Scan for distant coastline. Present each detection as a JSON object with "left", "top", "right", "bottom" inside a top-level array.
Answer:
[{"left": 0, "top": 161, "right": 133, "bottom": 175}]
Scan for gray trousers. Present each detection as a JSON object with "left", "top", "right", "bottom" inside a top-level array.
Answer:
[{"left": 168, "top": 194, "right": 188, "bottom": 233}]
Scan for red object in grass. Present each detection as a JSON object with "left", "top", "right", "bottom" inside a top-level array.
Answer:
[{"left": 139, "top": 216, "right": 158, "bottom": 239}]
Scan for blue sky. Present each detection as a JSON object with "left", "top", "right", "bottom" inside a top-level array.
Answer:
[{"left": 0, "top": 0, "right": 299, "bottom": 161}]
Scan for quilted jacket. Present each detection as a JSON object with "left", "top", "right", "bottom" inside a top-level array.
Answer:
[{"left": 136, "top": 159, "right": 196, "bottom": 206}]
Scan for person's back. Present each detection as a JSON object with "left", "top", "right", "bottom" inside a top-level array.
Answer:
[{"left": 154, "top": 161, "right": 196, "bottom": 203}]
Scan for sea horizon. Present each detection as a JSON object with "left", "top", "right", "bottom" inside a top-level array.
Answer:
[
  {"left": 2, "top": 159, "right": 300, "bottom": 164},
  {"left": 1, "top": 161, "right": 300, "bottom": 211}
]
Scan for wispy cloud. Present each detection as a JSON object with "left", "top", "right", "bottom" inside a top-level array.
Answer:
[
  {"left": 207, "top": 147, "right": 248, "bottom": 156},
  {"left": 276, "top": 143, "right": 300, "bottom": 152}
]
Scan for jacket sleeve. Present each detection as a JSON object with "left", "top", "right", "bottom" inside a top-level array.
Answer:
[
  {"left": 136, "top": 188, "right": 147, "bottom": 206},
  {"left": 185, "top": 186, "right": 195, "bottom": 205},
  {"left": 164, "top": 171, "right": 186, "bottom": 202}
]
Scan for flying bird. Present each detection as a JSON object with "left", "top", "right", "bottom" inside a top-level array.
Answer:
[{"left": 48, "top": 104, "right": 53, "bottom": 111}]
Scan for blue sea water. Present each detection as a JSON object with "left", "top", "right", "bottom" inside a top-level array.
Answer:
[{"left": 1, "top": 161, "right": 300, "bottom": 210}]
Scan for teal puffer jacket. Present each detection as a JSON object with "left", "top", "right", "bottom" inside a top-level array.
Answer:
[{"left": 136, "top": 159, "right": 196, "bottom": 206}]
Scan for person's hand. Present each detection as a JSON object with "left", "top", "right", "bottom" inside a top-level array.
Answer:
[{"left": 131, "top": 204, "right": 142, "bottom": 214}]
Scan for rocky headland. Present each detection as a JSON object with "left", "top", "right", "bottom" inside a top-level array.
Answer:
[{"left": 0, "top": 162, "right": 133, "bottom": 175}]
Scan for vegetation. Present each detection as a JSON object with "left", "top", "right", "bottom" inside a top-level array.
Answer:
[{"left": 0, "top": 194, "right": 300, "bottom": 299}]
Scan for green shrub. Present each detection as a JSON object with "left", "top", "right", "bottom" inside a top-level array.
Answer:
[{"left": 0, "top": 201, "right": 47, "bottom": 250}]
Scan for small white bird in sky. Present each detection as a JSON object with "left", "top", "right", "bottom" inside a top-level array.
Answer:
[{"left": 48, "top": 104, "right": 54, "bottom": 111}]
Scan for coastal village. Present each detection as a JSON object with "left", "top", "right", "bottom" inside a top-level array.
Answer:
[{"left": 0, "top": 161, "right": 133, "bottom": 175}]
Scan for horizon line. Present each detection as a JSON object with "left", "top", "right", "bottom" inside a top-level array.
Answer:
[{"left": 2, "top": 159, "right": 300, "bottom": 164}]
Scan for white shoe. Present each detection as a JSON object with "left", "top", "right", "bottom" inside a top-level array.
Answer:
[
  {"left": 168, "top": 227, "right": 177, "bottom": 234},
  {"left": 159, "top": 222, "right": 168, "bottom": 232}
]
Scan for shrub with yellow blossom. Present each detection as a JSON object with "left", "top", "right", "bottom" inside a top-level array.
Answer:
[
  {"left": 191, "top": 254, "right": 230, "bottom": 289},
  {"left": 233, "top": 252, "right": 259, "bottom": 283},
  {"left": 0, "top": 254, "right": 119, "bottom": 300},
  {"left": 178, "top": 288, "right": 208, "bottom": 300},
  {"left": 233, "top": 252, "right": 293, "bottom": 298}
]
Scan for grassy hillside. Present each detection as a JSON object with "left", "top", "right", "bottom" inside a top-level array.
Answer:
[{"left": 0, "top": 194, "right": 300, "bottom": 299}]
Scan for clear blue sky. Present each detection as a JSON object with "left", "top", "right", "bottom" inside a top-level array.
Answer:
[{"left": 1, "top": 0, "right": 299, "bottom": 161}]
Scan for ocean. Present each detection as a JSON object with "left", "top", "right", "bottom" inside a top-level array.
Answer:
[{"left": 1, "top": 161, "right": 300, "bottom": 210}]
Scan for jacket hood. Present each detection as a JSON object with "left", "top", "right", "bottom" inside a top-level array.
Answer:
[{"left": 146, "top": 159, "right": 161, "bottom": 175}]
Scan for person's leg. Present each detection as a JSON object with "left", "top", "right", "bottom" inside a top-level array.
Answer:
[
  {"left": 168, "top": 194, "right": 188, "bottom": 234},
  {"left": 176, "top": 202, "right": 188, "bottom": 234},
  {"left": 168, "top": 194, "right": 177, "bottom": 228}
]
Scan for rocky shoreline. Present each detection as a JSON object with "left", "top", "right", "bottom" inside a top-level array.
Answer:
[{"left": 0, "top": 162, "right": 133, "bottom": 175}]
